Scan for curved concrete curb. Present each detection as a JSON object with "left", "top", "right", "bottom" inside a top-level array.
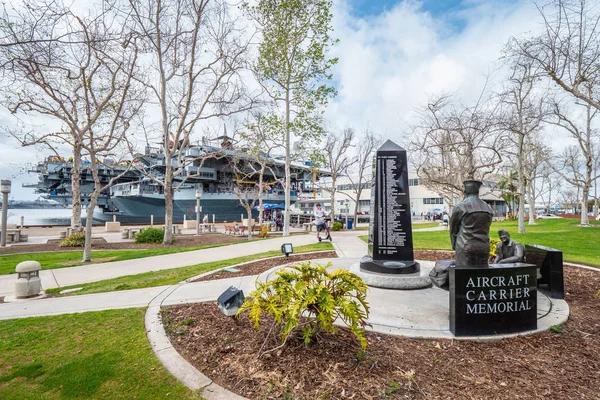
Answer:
[
  {"left": 145, "top": 285, "right": 247, "bottom": 400},
  {"left": 144, "top": 251, "right": 334, "bottom": 400},
  {"left": 145, "top": 255, "right": 571, "bottom": 398}
]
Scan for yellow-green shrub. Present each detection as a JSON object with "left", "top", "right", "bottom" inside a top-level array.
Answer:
[
  {"left": 59, "top": 232, "right": 86, "bottom": 247},
  {"left": 238, "top": 261, "right": 370, "bottom": 353},
  {"left": 490, "top": 238, "right": 500, "bottom": 257}
]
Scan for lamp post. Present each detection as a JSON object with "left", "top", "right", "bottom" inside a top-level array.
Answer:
[
  {"left": 195, "top": 189, "right": 202, "bottom": 236},
  {"left": 1, "top": 180, "right": 11, "bottom": 247}
]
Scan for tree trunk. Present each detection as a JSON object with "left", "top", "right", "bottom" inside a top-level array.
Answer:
[
  {"left": 258, "top": 167, "right": 264, "bottom": 224},
  {"left": 517, "top": 134, "right": 526, "bottom": 233},
  {"left": 82, "top": 159, "right": 100, "bottom": 263},
  {"left": 329, "top": 184, "right": 336, "bottom": 225},
  {"left": 581, "top": 185, "right": 590, "bottom": 225},
  {"left": 71, "top": 142, "right": 82, "bottom": 230},
  {"left": 247, "top": 208, "right": 253, "bottom": 240},
  {"left": 283, "top": 88, "right": 291, "bottom": 237},
  {"left": 528, "top": 181, "right": 536, "bottom": 225},
  {"left": 353, "top": 188, "right": 362, "bottom": 230},
  {"left": 163, "top": 183, "right": 174, "bottom": 244},
  {"left": 82, "top": 192, "right": 98, "bottom": 263}
]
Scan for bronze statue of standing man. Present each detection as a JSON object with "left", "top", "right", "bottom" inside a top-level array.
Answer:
[{"left": 450, "top": 180, "right": 493, "bottom": 267}]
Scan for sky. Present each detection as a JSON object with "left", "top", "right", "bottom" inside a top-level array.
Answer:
[{"left": 0, "top": 0, "right": 563, "bottom": 200}]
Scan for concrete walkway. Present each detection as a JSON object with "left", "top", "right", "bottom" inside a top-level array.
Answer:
[{"left": 0, "top": 232, "right": 328, "bottom": 296}]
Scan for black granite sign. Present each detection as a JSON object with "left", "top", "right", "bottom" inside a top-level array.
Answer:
[
  {"left": 525, "top": 244, "right": 565, "bottom": 299},
  {"left": 450, "top": 263, "right": 537, "bottom": 336},
  {"left": 361, "top": 140, "right": 418, "bottom": 275}
]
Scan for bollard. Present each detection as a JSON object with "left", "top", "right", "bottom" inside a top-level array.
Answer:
[
  {"left": 213, "top": 214, "right": 215, "bottom": 224},
  {"left": 15, "top": 261, "right": 42, "bottom": 298},
  {"left": 151, "top": 215, "right": 154, "bottom": 226},
  {"left": 20, "top": 216, "right": 24, "bottom": 228},
  {"left": 113, "top": 214, "right": 117, "bottom": 222}
]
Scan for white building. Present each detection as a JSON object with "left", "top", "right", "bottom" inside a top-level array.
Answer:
[{"left": 292, "top": 173, "right": 506, "bottom": 218}]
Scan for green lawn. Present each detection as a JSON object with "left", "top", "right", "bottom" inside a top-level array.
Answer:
[
  {"left": 0, "top": 242, "right": 244, "bottom": 275},
  {"left": 46, "top": 242, "right": 335, "bottom": 296},
  {"left": 361, "top": 219, "right": 600, "bottom": 267},
  {"left": 0, "top": 309, "right": 199, "bottom": 399},
  {"left": 412, "top": 222, "right": 443, "bottom": 229}
]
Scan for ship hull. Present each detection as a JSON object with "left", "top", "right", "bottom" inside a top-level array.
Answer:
[{"left": 106, "top": 195, "right": 285, "bottom": 223}]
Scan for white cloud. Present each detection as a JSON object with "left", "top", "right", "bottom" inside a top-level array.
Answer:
[{"left": 326, "top": 0, "right": 541, "bottom": 141}]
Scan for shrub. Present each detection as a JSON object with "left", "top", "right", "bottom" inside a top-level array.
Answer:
[
  {"left": 59, "top": 232, "right": 86, "bottom": 247},
  {"left": 134, "top": 227, "right": 164, "bottom": 244},
  {"left": 258, "top": 225, "right": 270, "bottom": 238},
  {"left": 331, "top": 221, "right": 343, "bottom": 231},
  {"left": 489, "top": 238, "right": 500, "bottom": 258},
  {"left": 238, "top": 261, "right": 371, "bottom": 354}
]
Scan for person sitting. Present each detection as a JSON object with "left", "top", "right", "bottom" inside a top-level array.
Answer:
[{"left": 494, "top": 229, "right": 525, "bottom": 264}]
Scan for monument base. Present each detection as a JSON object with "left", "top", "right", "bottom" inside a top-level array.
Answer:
[
  {"left": 450, "top": 263, "right": 538, "bottom": 336},
  {"left": 352, "top": 261, "right": 431, "bottom": 290},
  {"left": 359, "top": 256, "right": 420, "bottom": 274}
]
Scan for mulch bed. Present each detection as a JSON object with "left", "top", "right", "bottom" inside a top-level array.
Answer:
[
  {"left": 0, "top": 234, "right": 245, "bottom": 255},
  {"left": 162, "top": 265, "right": 600, "bottom": 399},
  {"left": 191, "top": 251, "right": 338, "bottom": 282}
]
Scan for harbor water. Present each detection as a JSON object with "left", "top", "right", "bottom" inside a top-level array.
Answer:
[{"left": 5, "top": 208, "right": 94, "bottom": 226}]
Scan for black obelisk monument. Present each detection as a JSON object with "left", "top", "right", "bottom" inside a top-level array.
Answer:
[{"left": 360, "top": 140, "right": 420, "bottom": 274}]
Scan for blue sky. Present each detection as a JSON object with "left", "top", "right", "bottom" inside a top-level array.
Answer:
[
  {"left": 348, "top": 0, "right": 521, "bottom": 32},
  {"left": 350, "top": 0, "right": 461, "bottom": 16}
]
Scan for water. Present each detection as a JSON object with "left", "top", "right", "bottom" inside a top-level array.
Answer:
[{"left": 4, "top": 208, "right": 94, "bottom": 226}]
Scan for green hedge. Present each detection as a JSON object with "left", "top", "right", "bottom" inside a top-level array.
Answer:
[{"left": 134, "top": 227, "right": 165, "bottom": 244}]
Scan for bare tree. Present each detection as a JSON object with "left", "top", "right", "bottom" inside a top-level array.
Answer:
[
  {"left": 0, "top": 0, "right": 91, "bottom": 229},
  {"left": 0, "top": 0, "right": 143, "bottom": 261},
  {"left": 345, "top": 128, "right": 381, "bottom": 229},
  {"left": 127, "top": 0, "right": 255, "bottom": 243},
  {"left": 511, "top": 0, "right": 600, "bottom": 111},
  {"left": 524, "top": 134, "right": 552, "bottom": 222},
  {"left": 498, "top": 55, "right": 547, "bottom": 232},
  {"left": 240, "top": 113, "right": 284, "bottom": 224},
  {"left": 319, "top": 127, "right": 354, "bottom": 222},
  {"left": 536, "top": 163, "right": 561, "bottom": 212},
  {"left": 412, "top": 92, "right": 504, "bottom": 210},
  {"left": 547, "top": 98, "right": 599, "bottom": 225}
]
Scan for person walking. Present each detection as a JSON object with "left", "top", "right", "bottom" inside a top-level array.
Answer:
[{"left": 314, "top": 203, "right": 331, "bottom": 242}]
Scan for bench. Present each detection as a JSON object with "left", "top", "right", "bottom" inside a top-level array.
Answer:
[
  {"left": 251, "top": 225, "right": 263, "bottom": 233},
  {"left": 6, "top": 229, "right": 21, "bottom": 243},
  {"left": 525, "top": 244, "right": 565, "bottom": 299},
  {"left": 225, "top": 224, "right": 245, "bottom": 235},
  {"left": 122, "top": 227, "right": 142, "bottom": 239}
]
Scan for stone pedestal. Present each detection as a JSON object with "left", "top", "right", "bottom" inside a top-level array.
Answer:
[
  {"left": 105, "top": 221, "right": 121, "bottom": 232},
  {"left": 183, "top": 220, "right": 197, "bottom": 229},
  {"left": 450, "top": 263, "right": 537, "bottom": 336},
  {"left": 15, "top": 261, "right": 42, "bottom": 298}
]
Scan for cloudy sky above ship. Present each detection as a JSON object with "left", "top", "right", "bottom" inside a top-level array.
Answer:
[{"left": 0, "top": 0, "right": 582, "bottom": 199}]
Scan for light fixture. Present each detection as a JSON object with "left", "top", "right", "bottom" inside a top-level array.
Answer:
[
  {"left": 281, "top": 243, "right": 293, "bottom": 258},
  {"left": 0, "top": 180, "right": 11, "bottom": 194},
  {"left": 217, "top": 286, "right": 245, "bottom": 317}
]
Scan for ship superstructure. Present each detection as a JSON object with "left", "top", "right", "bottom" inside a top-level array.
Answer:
[{"left": 25, "top": 140, "right": 326, "bottom": 222}]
